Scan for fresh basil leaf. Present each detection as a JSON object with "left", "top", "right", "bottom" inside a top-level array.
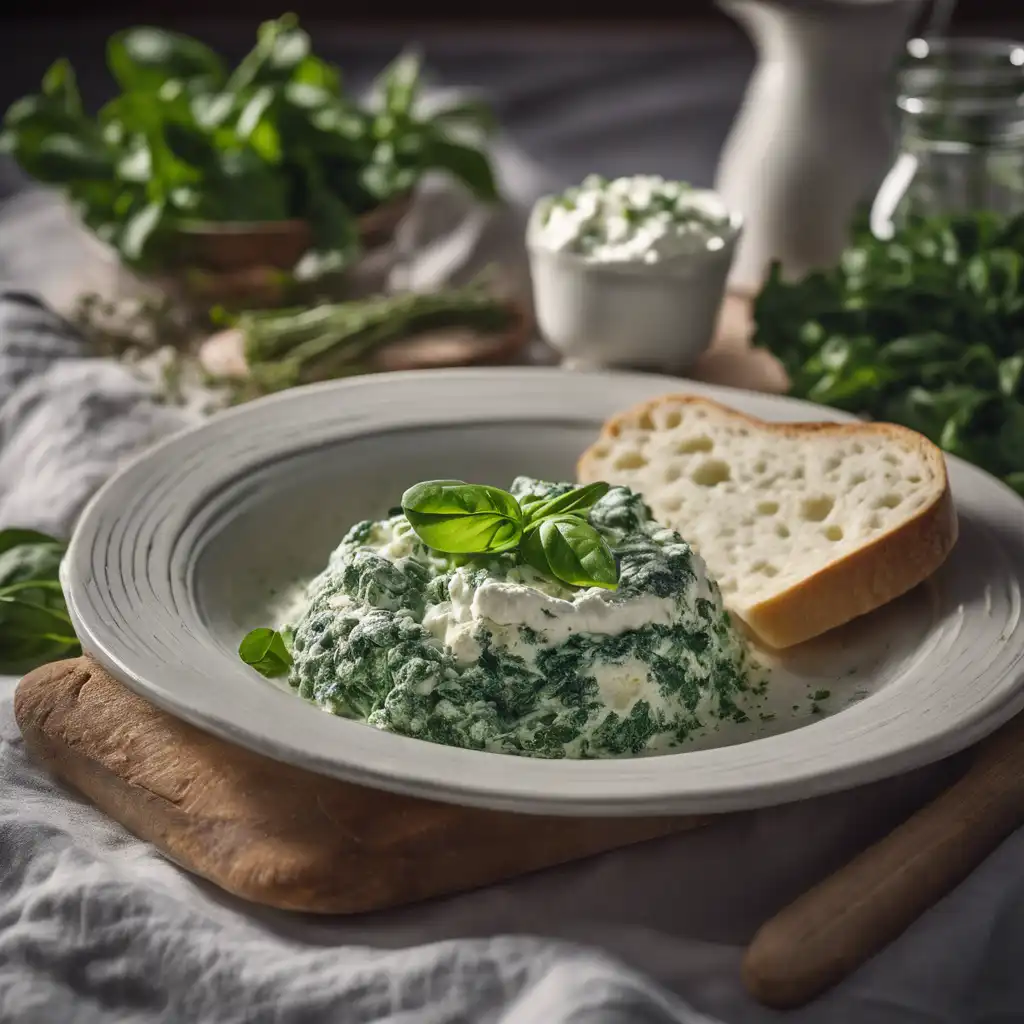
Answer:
[
  {"left": 228, "top": 14, "right": 310, "bottom": 93},
  {"left": 190, "top": 91, "right": 235, "bottom": 131},
  {"left": 522, "top": 481, "right": 610, "bottom": 527},
  {"left": 420, "top": 131, "right": 499, "bottom": 201},
  {"left": 430, "top": 98, "right": 497, "bottom": 136},
  {"left": 1006, "top": 471, "right": 1024, "bottom": 497},
  {"left": 999, "top": 355, "right": 1024, "bottom": 398},
  {"left": 301, "top": 161, "right": 358, "bottom": 259},
  {"left": 162, "top": 120, "right": 218, "bottom": 171},
  {"left": 293, "top": 55, "right": 342, "bottom": 95},
  {"left": 402, "top": 480, "right": 523, "bottom": 554},
  {"left": 0, "top": 529, "right": 68, "bottom": 618},
  {"left": 194, "top": 149, "right": 290, "bottom": 222},
  {"left": 41, "top": 59, "right": 82, "bottom": 116},
  {"left": 107, "top": 28, "right": 226, "bottom": 93},
  {"left": 0, "top": 546, "right": 64, "bottom": 590},
  {"left": 118, "top": 200, "right": 166, "bottom": 264},
  {"left": 0, "top": 528, "right": 66, "bottom": 558},
  {"left": 238, "top": 627, "right": 293, "bottom": 678},
  {"left": 520, "top": 514, "right": 618, "bottom": 590},
  {"left": 0, "top": 594, "right": 81, "bottom": 673},
  {"left": 380, "top": 51, "right": 421, "bottom": 119},
  {"left": 19, "top": 134, "right": 114, "bottom": 184}
]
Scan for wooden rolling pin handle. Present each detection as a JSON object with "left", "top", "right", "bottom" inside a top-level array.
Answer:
[{"left": 742, "top": 712, "right": 1024, "bottom": 1010}]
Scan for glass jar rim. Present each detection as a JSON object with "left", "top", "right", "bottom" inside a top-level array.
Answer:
[{"left": 898, "top": 35, "right": 1024, "bottom": 122}]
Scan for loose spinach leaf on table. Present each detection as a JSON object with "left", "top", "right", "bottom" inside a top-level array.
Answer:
[
  {"left": 752, "top": 211, "right": 1024, "bottom": 495},
  {"left": 0, "top": 528, "right": 81, "bottom": 674},
  {"left": 1, "top": 14, "right": 500, "bottom": 272}
]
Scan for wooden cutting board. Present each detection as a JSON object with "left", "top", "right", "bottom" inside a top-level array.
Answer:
[{"left": 14, "top": 657, "right": 701, "bottom": 914}]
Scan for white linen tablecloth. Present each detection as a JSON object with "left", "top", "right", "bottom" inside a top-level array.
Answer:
[{"left": 1, "top": 93, "right": 1023, "bottom": 1023}]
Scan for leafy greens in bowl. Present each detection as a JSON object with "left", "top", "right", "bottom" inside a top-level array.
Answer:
[{"left": 0, "top": 14, "right": 499, "bottom": 273}]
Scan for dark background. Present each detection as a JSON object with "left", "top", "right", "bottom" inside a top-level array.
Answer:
[{"left": 1, "top": 5, "right": 1020, "bottom": 197}]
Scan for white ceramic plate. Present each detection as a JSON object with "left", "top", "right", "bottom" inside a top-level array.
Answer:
[{"left": 63, "top": 368, "right": 1024, "bottom": 816}]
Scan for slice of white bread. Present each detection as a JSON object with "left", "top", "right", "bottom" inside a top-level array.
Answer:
[{"left": 577, "top": 395, "right": 958, "bottom": 649}]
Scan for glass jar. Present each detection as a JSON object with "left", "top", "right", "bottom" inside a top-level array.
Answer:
[{"left": 870, "top": 37, "right": 1024, "bottom": 239}]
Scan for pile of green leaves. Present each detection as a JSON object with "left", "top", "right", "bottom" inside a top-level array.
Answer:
[
  {"left": 0, "top": 529, "right": 81, "bottom": 674},
  {"left": 0, "top": 14, "right": 498, "bottom": 270},
  {"left": 753, "top": 211, "right": 1024, "bottom": 495},
  {"left": 238, "top": 479, "right": 617, "bottom": 678}
]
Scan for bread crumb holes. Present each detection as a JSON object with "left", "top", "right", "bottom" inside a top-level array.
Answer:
[
  {"left": 676, "top": 435, "right": 713, "bottom": 454},
  {"left": 800, "top": 495, "right": 834, "bottom": 522},
  {"left": 691, "top": 459, "right": 731, "bottom": 487},
  {"left": 614, "top": 450, "right": 647, "bottom": 471}
]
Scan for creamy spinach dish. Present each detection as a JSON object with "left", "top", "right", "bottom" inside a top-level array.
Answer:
[{"left": 240, "top": 477, "right": 752, "bottom": 759}]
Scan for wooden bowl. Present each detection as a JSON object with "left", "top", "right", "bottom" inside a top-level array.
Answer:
[
  {"left": 162, "top": 193, "right": 416, "bottom": 312},
  {"left": 170, "top": 193, "right": 414, "bottom": 275},
  {"left": 172, "top": 219, "right": 312, "bottom": 274}
]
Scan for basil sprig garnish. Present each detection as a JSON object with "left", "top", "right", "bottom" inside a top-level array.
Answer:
[
  {"left": 238, "top": 627, "right": 293, "bottom": 678},
  {"left": 402, "top": 479, "right": 618, "bottom": 590},
  {"left": 400, "top": 480, "right": 524, "bottom": 554}
]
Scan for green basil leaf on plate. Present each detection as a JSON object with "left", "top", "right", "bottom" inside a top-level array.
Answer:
[
  {"left": 522, "top": 481, "right": 610, "bottom": 527},
  {"left": 239, "top": 627, "right": 293, "bottom": 678},
  {"left": 520, "top": 514, "right": 618, "bottom": 590},
  {"left": 402, "top": 480, "right": 523, "bottom": 554}
]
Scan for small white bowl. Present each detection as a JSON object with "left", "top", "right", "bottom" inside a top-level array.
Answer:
[{"left": 526, "top": 200, "right": 742, "bottom": 373}]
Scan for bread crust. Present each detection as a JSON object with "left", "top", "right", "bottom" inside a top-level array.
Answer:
[{"left": 577, "top": 394, "right": 959, "bottom": 649}]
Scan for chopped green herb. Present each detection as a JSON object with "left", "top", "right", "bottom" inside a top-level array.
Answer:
[{"left": 753, "top": 211, "right": 1024, "bottom": 497}]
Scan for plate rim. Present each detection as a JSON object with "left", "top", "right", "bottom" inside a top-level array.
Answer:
[{"left": 63, "top": 367, "right": 1024, "bottom": 816}]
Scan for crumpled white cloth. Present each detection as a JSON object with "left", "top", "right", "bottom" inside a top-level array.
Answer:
[{"left": 2, "top": 138, "right": 1024, "bottom": 1024}]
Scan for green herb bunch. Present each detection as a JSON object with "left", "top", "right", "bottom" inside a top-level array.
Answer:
[
  {"left": 0, "top": 14, "right": 498, "bottom": 270},
  {"left": 401, "top": 479, "right": 618, "bottom": 589},
  {"left": 238, "top": 479, "right": 618, "bottom": 678},
  {"left": 753, "top": 211, "right": 1024, "bottom": 496},
  {"left": 230, "top": 281, "right": 517, "bottom": 395},
  {"left": 0, "top": 529, "right": 82, "bottom": 674}
]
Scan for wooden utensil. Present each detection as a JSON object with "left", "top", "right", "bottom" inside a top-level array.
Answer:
[
  {"left": 743, "top": 710, "right": 1024, "bottom": 1008},
  {"left": 14, "top": 657, "right": 702, "bottom": 914}
]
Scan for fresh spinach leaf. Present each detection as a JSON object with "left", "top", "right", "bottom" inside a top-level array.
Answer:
[
  {"left": 520, "top": 514, "right": 618, "bottom": 590},
  {"left": 0, "top": 528, "right": 82, "bottom": 674},
  {"left": 402, "top": 480, "right": 523, "bottom": 554},
  {"left": 238, "top": 627, "right": 293, "bottom": 678},
  {"left": 107, "top": 27, "right": 226, "bottom": 93}
]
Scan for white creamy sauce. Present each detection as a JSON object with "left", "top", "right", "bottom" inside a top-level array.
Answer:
[
  {"left": 281, "top": 483, "right": 756, "bottom": 758},
  {"left": 532, "top": 174, "right": 734, "bottom": 265}
]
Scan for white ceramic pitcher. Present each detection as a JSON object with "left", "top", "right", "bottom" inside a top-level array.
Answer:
[{"left": 714, "top": 0, "right": 924, "bottom": 292}]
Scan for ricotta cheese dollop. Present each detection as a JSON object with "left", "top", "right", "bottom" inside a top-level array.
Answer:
[
  {"left": 531, "top": 174, "right": 734, "bottom": 265},
  {"left": 284, "top": 477, "right": 751, "bottom": 759}
]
